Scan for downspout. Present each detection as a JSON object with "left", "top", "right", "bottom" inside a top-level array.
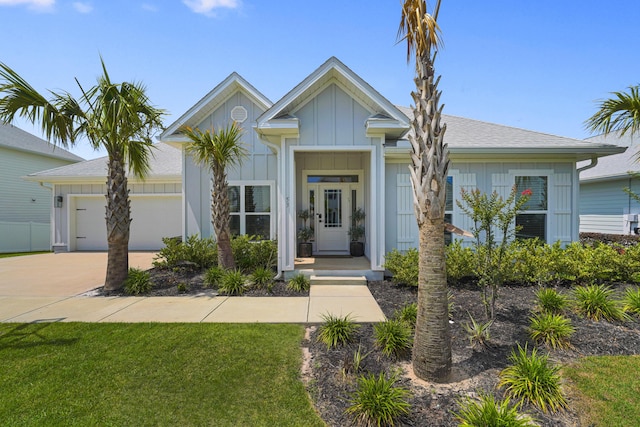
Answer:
[
  {"left": 576, "top": 156, "right": 599, "bottom": 239},
  {"left": 577, "top": 156, "right": 598, "bottom": 174},
  {"left": 257, "top": 134, "right": 283, "bottom": 280}
]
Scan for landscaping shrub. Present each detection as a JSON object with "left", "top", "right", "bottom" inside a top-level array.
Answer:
[
  {"left": 498, "top": 344, "right": 567, "bottom": 413},
  {"left": 374, "top": 319, "right": 413, "bottom": 358},
  {"left": 251, "top": 266, "right": 274, "bottom": 290},
  {"left": 528, "top": 312, "right": 575, "bottom": 350},
  {"left": 286, "top": 274, "right": 310, "bottom": 292},
  {"left": 454, "top": 393, "right": 537, "bottom": 427},
  {"left": 218, "top": 269, "right": 247, "bottom": 295},
  {"left": 231, "top": 235, "right": 277, "bottom": 272},
  {"left": 317, "top": 313, "right": 360, "bottom": 349},
  {"left": 446, "top": 239, "right": 476, "bottom": 282},
  {"left": 622, "top": 286, "right": 640, "bottom": 317},
  {"left": 461, "top": 313, "right": 493, "bottom": 349},
  {"left": 345, "top": 373, "right": 411, "bottom": 427},
  {"left": 392, "top": 303, "right": 417, "bottom": 328},
  {"left": 384, "top": 248, "right": 418, "bottom": 287},
  {"left": 124, "top": 268, "right": 152, "bottom": 295},
  {"left": 153, "top": 235, "right": 217, "bottom": 269},
  {"left": 572, "top": 284, "right": 626, "bottom": 321},
  {"left": 204, "top": 266, "right": 224, "bottom": 288},
  {"left": 535, "top": 288, "right": 570, "bottom": 315}
]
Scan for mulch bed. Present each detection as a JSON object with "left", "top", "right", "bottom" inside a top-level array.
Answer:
[{"left": 306, "top": 280, "right": 640, "bottom": 427}]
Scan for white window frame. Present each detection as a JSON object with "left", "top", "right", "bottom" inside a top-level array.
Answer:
[
  {"left": 227, "top": 180, "right": 275, "bottom": 240},
  {"left": 511, "top": 170, "right": 552, "bottom": 242}
]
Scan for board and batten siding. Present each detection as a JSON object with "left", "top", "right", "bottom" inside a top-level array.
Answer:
[
  {"left": 295, "top": 83, "right": 374, "bottom": 147},
  {"left": 185, "top": 90, "right": 276, "bottom": 239}
]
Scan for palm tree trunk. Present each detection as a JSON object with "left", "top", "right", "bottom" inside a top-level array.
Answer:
[
  {"left": 413, "top": 217, "right": 452, "bottom": 381},
  {"left": 104, "top": 152, "right": 130, "bottom": 291},
  {"left": 211, "top": 168, "right": 235, "bottom": 269}
]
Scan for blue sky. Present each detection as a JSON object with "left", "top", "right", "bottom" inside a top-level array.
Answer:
[{"left": 1, "top": 0, "right": 639, "bottom": 160}]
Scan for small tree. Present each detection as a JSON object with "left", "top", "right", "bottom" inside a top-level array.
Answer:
[{"left": 457, "top": 186, "right": 531, "bottom": 320}]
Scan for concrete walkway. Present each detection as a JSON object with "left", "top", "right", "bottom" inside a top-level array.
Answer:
[{"left": 0, "top": 252, "right": 385, "bottom": 323}]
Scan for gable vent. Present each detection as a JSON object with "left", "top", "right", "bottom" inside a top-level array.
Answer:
[{"left": 230, "top": 106, "right": 248, "bottom": 123}]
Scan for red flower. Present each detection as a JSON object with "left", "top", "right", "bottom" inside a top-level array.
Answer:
[{"left": 521, "top": 189, "right": 533, "bottom": 197}]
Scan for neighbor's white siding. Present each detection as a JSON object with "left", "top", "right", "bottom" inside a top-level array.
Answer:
[{"left": 579, "top": 178, "right": 640, "bottom": 234}]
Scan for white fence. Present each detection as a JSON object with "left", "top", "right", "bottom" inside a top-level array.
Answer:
[{"left": 0, "top": 221, "right": 50, "bottom": 253}]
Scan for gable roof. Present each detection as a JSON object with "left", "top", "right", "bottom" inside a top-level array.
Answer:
[
  {"left": 26, "top": 142, "right": 181, "bottom": 183},
  {"left": 579, "top": 133, "right": 640, "bottom": 182},
  {"left": 0, "top": 123, "right": 83, "bottom": 162},
  {"left": 390, "top": 107, "right": 625, "bottom": 161},
  {"left": 256, "top": 57, "right": 410, "bottom": 140},
  {"left": 160, "top": 72, "right": 272, "bottom": 142}
]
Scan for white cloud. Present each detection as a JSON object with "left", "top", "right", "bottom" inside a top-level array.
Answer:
[
  {"left": 182, "top": 0, "right": 239, "bottom": 17},
  {"left": 72, "top": 1, "right": 92, "bottom": 13},
  {"left": 141, "top": 3, "right": 158, "bottom": 12},
  {"left": 0, "top": 0, "right": 55, "bottom": 12}
]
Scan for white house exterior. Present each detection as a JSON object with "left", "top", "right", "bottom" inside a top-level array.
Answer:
[
  {"left": 0, "top": 124, "right": 83, "bottom": 253},
  {"left": 26, "top": 143, "right": 182, "bottom": 252},
  {"left": 579, "top": 133, "right": 640, "bottom": 235},
  {"left": 160, "top": 57, "right": 624, "bottom": 279}
]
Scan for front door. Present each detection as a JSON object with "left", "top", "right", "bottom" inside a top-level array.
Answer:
[{"left": 315, "top": 184, "right": 350, "bottom": 254}]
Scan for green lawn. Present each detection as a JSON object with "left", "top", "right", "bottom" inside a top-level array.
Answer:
[
  {"left": 0, "top": 251, "right": 50, "bottom": 259},
  {"left": 564, "top": 355, "right": 640, "bottom": 427},
  {"left": 0, "top": 323, "right": 325, "bottom": 427}
]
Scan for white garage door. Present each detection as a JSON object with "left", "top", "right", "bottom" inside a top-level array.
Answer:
[{"left": 74, "top": 195, "right": 181, "bottom": 251}]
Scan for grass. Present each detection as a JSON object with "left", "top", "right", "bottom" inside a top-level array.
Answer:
[
  {"left": 0, "top": 251, "right": 50, "bottom": 258},
  {"left": 564, "top": 356, "right": 640, "bottom": 427},
  {"left": 0, "top": 323, "right": 324, "bottom": 427}
]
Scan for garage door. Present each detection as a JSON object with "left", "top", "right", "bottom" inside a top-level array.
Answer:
[{"left": 74, "top": 195, "right": 181, "bottom": 251}]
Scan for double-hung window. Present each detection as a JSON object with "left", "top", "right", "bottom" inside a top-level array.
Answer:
[
  {"left": 515, "top": 175, "right": 547, "bottom": 241},
  {"left": 228, "top": 183, "right": 273, "bottom": 240}
]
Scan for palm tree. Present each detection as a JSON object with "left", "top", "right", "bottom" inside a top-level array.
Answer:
[
  {"left": 586, "top": 85, "right": 640, "bottom": 136},
  {"left": 182, "top": 123, "right": 247, "bottom": 269},
  {"left": 398, "top": 0, "right": 452, "bottom": 382},
  {"left": 0, "top": 59, "right": 165, "bottom": 291}
]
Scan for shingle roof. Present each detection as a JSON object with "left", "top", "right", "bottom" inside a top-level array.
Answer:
[
  {"left": 27, "top": 142, "right": 181, "bottom": 181},
  {"left": 579, "top": 133, "right": 640, "bottom": 181},
  {"left": 0, "top": 123, "right": 83, "bottom": 162},
  {"left": 394, "top": 107, "right": 624, "bottom": 158}
]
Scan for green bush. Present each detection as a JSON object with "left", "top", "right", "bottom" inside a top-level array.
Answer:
[
  {"left": 498, "top": 344, "right": 567, "bottom": 413},
  {"left": 231, "top": 235, "right": 277, "bottom": 272},
  {"left": 287, "top": 274, "right": 310, "bottom": 292},
  {"left": 345, "top": 373, "right": 411, "bottom": 427},
  {"left": 374, "top": 319, "right": 413, "bottom": 358},
  {"left": 153, "top": 235, "right": 217, "bottom": 269},
  {"left": 446, "top": 239, "right": 476, "bottom": 282},
  {"left": 251, "top": 266, "right": 274, "bottom": 290},
  {"left": 393, "top": 303, "right": 417, "bottom": 328},
  {"left": 384, "top": 248, "right": 418, "bottom": 287},
  {"left": 528, "top": 312, "right": 575, "bottom": 350},
  {"left": 461, "top": 313, "right": 493, "bottom": 349},
  {"left": 204, "top": 266, "right": 224, "bottom": 288},
  {"left": 218, "top": 269, "right": 247, "bottom": 296},
  {"left": 573, "top": 284, "right": 626, "bottom": 321},
  {"left": 124, "top": 268, "right": 152, "bottom": 295},
  {"left": 454, "top": 392, "right": 537, "bottom": 427},
  {"left": 317, "top": 313, "right": 360, "bottom": 349},
  {"left": 622, "top": 287, "right": 640, "bottom": 317},
  {"left": 535, "top": 288, "right": 570, "bottom": 315}
]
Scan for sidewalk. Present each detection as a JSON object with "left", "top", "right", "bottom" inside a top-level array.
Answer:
[{"left": 0, "top": 286, "right": 385, "bottom": 323}]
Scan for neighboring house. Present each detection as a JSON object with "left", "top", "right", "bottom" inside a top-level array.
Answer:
[
  {"left": 579, "top": 133, "right": 640, "bottom": 235},
  {"left": 25, "top": 143, "right": 182, "bottom": 252},
  {"left": 0, "top": 123, "right": 83, "bottom": 253},
  {"left": 160, "top": 57, "right": 624, "bottom": 279}
]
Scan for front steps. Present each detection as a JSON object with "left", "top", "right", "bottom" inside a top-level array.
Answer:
[{"left": 309, "top": 275, "right": 367, "bottom": 287}]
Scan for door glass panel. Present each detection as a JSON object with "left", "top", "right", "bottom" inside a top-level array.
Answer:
[{"left": 324, "top": 189, "right": 342, "bottom": 228}]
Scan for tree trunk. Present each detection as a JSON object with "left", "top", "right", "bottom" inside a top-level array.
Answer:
[
  {"left": 104, "top": 152, "right": 130, "bottom": 291},
  {"left": 211, "top": 167, "right": 235, "bottom": 270},
  {"left": 412, "top": 217, "right": 452, "bottom": 382}
]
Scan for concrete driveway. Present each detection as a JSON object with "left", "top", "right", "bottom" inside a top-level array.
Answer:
[{"left": 0, "top": 252, "right": 157, "bottom": 297}]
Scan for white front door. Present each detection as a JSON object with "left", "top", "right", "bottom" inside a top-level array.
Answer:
[{"left": 315, "top": 184, "right": 350, "bottom": 254}]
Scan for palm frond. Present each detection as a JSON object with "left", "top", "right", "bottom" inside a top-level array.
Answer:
[
  {"left": 398, "top": 0, "right": 443, "bottom": 62},
  {"left": 183, "top": 122, "right": 247, "bottom": 172},
  {"left": 586, "top": 85, "right": 640, "bottom": 136}
]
